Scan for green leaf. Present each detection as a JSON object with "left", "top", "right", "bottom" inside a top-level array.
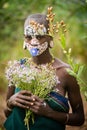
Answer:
[
  {"left": 60, "top": 33, "right": 66, "bottom": 49},
  {"left": 77, "top": 65, "right": 87, "bottom": 88},
  {"left": 67, "top": 68, "right": 77, "bottom": 77}
]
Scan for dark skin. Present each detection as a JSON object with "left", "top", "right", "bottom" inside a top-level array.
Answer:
[{"left": 4, "top": 30, "right": 85, "bottom": 126}]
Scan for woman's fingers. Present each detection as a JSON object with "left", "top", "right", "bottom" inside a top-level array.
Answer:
[
  {"left": 32, "top": 95, "right": 43, "bottom": 103},
  {"left": 9, "top": 90, "right": 45, "bottom": 110},
  {"left": 17, "top": 94, "right": 35, "bottom": 102},
  {"left": 15, "top": 97, "right": 34, "bottom": 107},
  {"left": 29, "top": 101, "right": 48, "bottom": 115},
  {"left": 19, "top": 90, "right": 32, "bottom": 96},
  {"left": 13, "top": 101, "right": 29, "bottom": 109}
]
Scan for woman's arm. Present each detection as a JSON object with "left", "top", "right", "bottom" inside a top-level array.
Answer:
[
  {"left": 65, "top": 73, "right": 85, "bottom": 126},
  {"left": 4, "top": 85, "right": 15, "bottom": 117},
  {"left": 28, "top": 69, "right": 85, "bottom": 126}
]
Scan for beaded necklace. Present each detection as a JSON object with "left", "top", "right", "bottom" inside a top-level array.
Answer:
[{"left": 25, "top": 57, "right": 55, "bottom": 70}]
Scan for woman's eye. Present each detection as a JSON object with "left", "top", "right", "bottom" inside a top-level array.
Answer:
[
  {"left": 36, "top": 35, "right": 43, "bottom": 40},
  {"left": 28, "top": 36, "right": 32, "bottom": 40},
  {"left": 25, "top": 36, "right": 32, "bottom": 40}
]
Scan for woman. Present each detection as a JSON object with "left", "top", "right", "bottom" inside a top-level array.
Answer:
[{"left": 4, "top": 13, "right": 85, "bottom": 130}]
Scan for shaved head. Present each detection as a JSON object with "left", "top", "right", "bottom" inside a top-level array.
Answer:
[{"left": 24, "top": 13, "right": 49, "bottom": 30}]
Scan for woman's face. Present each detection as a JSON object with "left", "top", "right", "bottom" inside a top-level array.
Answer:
[{"left": 24, "top": 24, "right": 52, "bottom": 56}]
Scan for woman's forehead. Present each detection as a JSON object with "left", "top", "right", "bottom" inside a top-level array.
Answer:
[{"left": 24, "top": 26, "right": 47, "bottom": 36}]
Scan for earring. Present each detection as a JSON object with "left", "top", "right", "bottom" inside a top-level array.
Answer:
[
  {"left": 23, "top": 41, "right": 27, "bottom": 49},
  {"left": 49, "top": 41, "right": 54, "bottom": 48}
]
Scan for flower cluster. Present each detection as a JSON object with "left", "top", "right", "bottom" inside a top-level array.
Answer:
[
  {"left": 5, "top": 58, "right": 58, "bottom": 89},
  {"left": 5, "top": 58, "right": 59, "bottom": 129},
  {"left": 46, "top": 7, "right": 67, "bottom": 40}
]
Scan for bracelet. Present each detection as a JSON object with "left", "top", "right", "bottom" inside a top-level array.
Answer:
[
  {"left": 7, "top": 99, "right": 11, "bottom": 107},
  {"left": 7, "top": 99, "right": 13, "bottom": 111},
  {"left": 65, "top": 114, "right": 69, "bottom": 124}
]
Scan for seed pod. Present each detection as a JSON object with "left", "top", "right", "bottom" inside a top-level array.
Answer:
[
  {"left": 60, "top": 20, "right": 64, "bottom": 25},
  {"left": 64, "top": 29, "right": 67, "bottom": 32},
  {"left": 56, "top": 30, "right": 59, "bottom": 33},
  {"left": 62, "top": 24, "right": 66, "bottom": 28}
]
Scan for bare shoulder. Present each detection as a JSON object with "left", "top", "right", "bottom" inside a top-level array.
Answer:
[
  {"left": 53, "top": 58, "right": 80, "bottom": 94},
  {"left": 53, "top": 58, "right": 72, "bottom": 94},
  {"left": 53, "top": 58, "right": 70, "bottom": 69},
  {"left": 53, "top": 58, "right": 71, "bottom": 81}
]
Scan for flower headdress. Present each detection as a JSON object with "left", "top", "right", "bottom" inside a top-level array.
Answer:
[{"left": 24, "top": 21, "right": 47, "bottom": 36}]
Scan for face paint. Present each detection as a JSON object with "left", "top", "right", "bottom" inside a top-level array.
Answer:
[
  {"left": 23, "top": 40, "right": 48, "bottom": 56},
  {"left": 24, "top": 22, "right": 49, "bottom": 56},
  {"left": 24, "top": 24, "right": 47, "bottom": 36}
]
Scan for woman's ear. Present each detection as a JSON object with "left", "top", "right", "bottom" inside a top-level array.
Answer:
[
  {"left": 49, "top": 40, "right": 54, "bottom": 48},
  {"left": 23, "top": 41, "right": 27, "bottom": 49},
  {"left": 48, "top": 36, "right": 54, "bottom": 48}
]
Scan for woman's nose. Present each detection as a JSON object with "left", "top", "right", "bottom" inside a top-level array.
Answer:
[{"left": 30, "top": 38, "right": 39, "bottom": 46}]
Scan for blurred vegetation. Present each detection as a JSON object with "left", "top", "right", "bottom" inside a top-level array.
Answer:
[{"left": 0, "top": 0, "right": 87, "bottom": 92}]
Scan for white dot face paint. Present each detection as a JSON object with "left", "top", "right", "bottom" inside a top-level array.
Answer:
[
  {"left": 24, "top": 40, "right": 48, "bottom": 56},
  {"left": 24, "top": 24, "right": 47, "bottom": 36},
  {"left": 24, "top": 23, "right": 49, "bottom": 56}
]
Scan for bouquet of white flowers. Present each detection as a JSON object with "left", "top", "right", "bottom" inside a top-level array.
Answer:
[{"left": 5, "top": 58, "right": 59, "bottom": 130}]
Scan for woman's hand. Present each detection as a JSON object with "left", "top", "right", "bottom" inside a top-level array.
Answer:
[
  {"left": 7, "top": 91, "right": 53, "bottom": 117},
  {"left": 29, "top": 95, "right": 53, "bottom": 116},
  {"left": 7, "top": 90, "right": 35, "bottom": 109}
]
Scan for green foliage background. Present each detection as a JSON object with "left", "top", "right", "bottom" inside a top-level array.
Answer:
[{"left": 0, "top": 0, "right": 87, "bottom": 91}]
